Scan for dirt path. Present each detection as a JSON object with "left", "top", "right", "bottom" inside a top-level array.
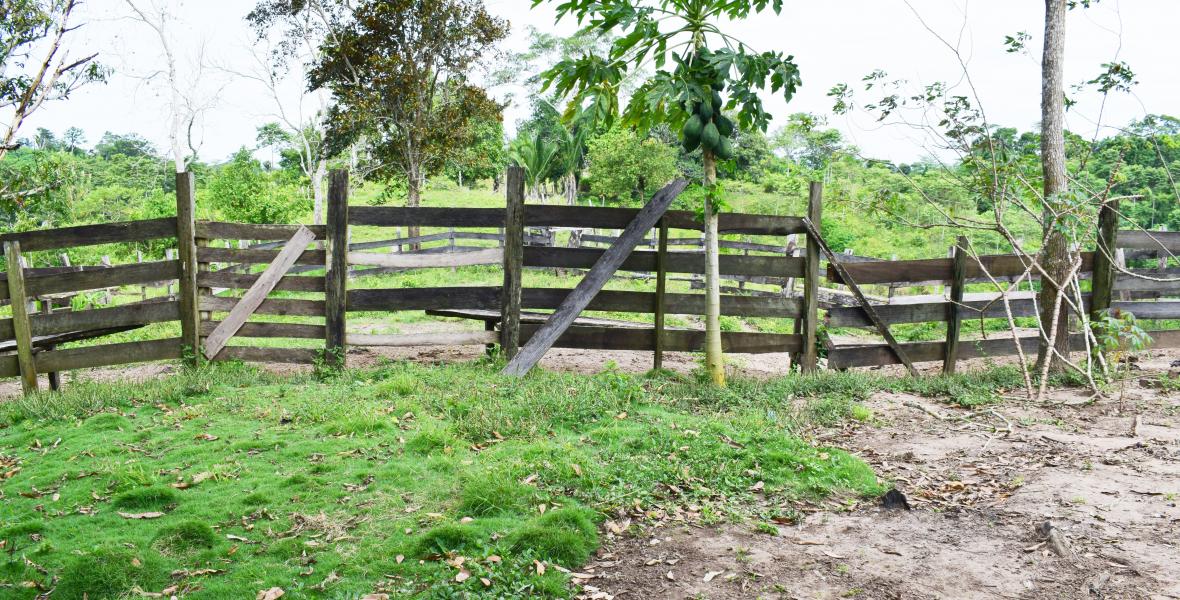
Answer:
[{"left": 578, "top": 371, "right": 1180, "bottom": 599}]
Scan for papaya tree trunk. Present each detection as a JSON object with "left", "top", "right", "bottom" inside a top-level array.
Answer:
[{"left": 703, "top": 150, "right": 725, "bottom": 385}]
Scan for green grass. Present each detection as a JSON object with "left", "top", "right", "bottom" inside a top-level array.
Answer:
[{"left": 0, "top": 359, "right": 912, "bottom": 599}]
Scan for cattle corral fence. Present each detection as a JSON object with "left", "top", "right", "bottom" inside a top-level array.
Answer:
[{"left": 0, "top": 168, "right": 1177, "bottom": 394}]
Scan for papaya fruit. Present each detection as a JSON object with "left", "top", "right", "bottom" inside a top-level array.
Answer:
[
  {"left": 701, "top": 121, "right": 720, "bottom": 152},
  {"left": 683, "top": 114, "right": 704, "bottom": 142},
  {"left": 698, "top": 98, "right": 714, "bottom": 121},
  {"left": 714, "top": 136, "right": 734, "bottom": 160},
  {"left": 711, "top": 90, "right": 723, "bottom": 109},
  {"left": 682, "top": 134, "right": 701, "bottom": 153},
  {"left": 715, "top": 115, "right": 734, "bottom": 137}
]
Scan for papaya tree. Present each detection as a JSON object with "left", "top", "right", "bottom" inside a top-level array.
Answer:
[{"left": 535, "top": 0, "right": 801, "bottom": 385}]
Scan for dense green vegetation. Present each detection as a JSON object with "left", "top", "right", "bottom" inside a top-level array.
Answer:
[{"left": 0, "top": 359, "right": 984, "bottom": 598}]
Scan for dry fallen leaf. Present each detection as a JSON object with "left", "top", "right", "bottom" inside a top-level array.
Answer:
[
  {"left": 119, "top": 512, "right": 165, "bottom": 520},
  {"left": 534, "top": 560, "right": 546, "bottom": 576},
  {"left": 487, "top": 555, "right": 501, "bottom": 564},
  {"left": 480, "top": 577, "right": 492, "bottom": 587},
  {"left": 571, "top": 463, "right": 582, "bottom": 477},
  {"left": 455, "top": 570, "right": 471, "bottom": 583},
  {"left": 521, "top": 474, "right": 538, "bottom": 485},
  {"left": 256, "top": 587, "right": 284, "bottom": 600},
  {"left": 395, "top": 554, "right": 405, "bottom": 564},
  {"left": 360, "top": 595, "right": 389, "bottom": 600},
  {"left": 665, "top": 571, "right": 675, "bottom": 581},
  {"left": 703, "top": 570, "right": 724, "bottom": 582}
]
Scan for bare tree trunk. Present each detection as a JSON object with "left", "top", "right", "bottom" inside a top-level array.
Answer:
[
  {"left": 408, "top": 161, "right": 422, "bottom": 250},
  {"left": 1036, "top": 0, "right": 1072, "bottom": 373},
  {"left": 312, "top": 159, "right": 327, "bottom": 226},
  {"left": 703, "top": 150, "right": 725, "bottom": 386}
]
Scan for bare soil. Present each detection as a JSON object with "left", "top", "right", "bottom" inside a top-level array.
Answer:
[{"left": 576, "top": 353, "right": 1180, "bottom": 600}]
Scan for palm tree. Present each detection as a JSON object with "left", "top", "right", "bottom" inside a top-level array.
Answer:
[{"left": 508, "top": 131, "right": 559, "bottom": 203}]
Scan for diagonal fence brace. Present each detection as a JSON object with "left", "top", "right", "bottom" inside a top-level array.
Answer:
[
  {"left": 801, "top": 217, "right": 918, "bottom": 376},
  {"left": 501, "top": 179, "right": 688, "bottom": 376},
  {"left": 203, "top": 226, "right": 317, "bottom": 360}
]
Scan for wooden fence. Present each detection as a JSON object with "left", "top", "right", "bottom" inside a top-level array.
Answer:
[
  {"left": 6, "top": 170, "right": 1177, "bottom": 391},
  {"left": 824, "top": 210, "right": 1180, "bottom": 370},
  {"left": 0, "top": 169, "right": 825, "bottom": 393}
]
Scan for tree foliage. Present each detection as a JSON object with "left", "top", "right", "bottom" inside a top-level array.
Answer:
[
  {"left": 304, "top": 0, "right": 508, "bottom": 206},
  {"left": 585, "top": 125, "right": 678, "bottom": 203}
]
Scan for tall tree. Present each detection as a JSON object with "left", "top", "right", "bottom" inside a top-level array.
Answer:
[
  {"left": 536, "top": 0, "right": 801, "bottom": 385},
  {"left": 1036, "top": 0, "right": 1071, "bottom": 372},
  {"left": 0, "top": 0, "right": 104, "bottom": 161},
  {"left": 305, "top": 0, "right": 507, "bottom": 240}
]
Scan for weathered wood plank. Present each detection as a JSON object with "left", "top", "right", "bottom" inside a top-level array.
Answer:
[
  {"left": 200, "top": 296, "right": 325, "bottom": 317},
  {"left": 212, "top": 346, "right": 320, "bottom": 365},
  {"left": 503, "top": 179, "right": 688, "bottom": 376},
  {"left": 944, "top": 237, "right": 968, "bottom": 374},
  {"left": 348, "top": 331, "right": 498, "bottom": 347},
  {"left": 829, "top": 252, "right": 1096, "bottom": 285},
  {"left": 524, "top": 246, "right": 805, "bottom": 277},
  {"left": 518, "top": 324, "right": 801, "bottom": 354},
  {"left": 501, "top": 166, "right": 525, "bottom": 359},
  {"left": 801, "top": 183, "right": 821, "bottom": 373},
  {"left": 521, "top": 288, "right": 802, "bottom": 318},
  {"left": 805, "top": 216, "right": 917, "bottom": 376},
  {"left": 197, "top": 270, "right": 325, "bottom": 292},
  {"left": 196, "top": 246, "right": 326, "bottom": 266},
  {"left": 349, "top": 286, "right": 501, "bottom": 312},
  {"left": 349, "top": 205, "right": 805, "bottom": 235},
  {"left": 35, "top": 338, "right": 183, "bottom": 373},
  {"left": 828, "top": 333, "right": 1091, "bottom": 369},
  {"left": 654, "top": 218, "right": 668, "bottom": 370},
  {"left": 349, "top": 247, "right": 503, "bottom": 268},
  {"left": 1091, "top": 200, "right": 1120, "bottom": 321},
  {"left": 1112, "top": 301, "right": 1180, "bottom": 320},
  {"left": 827, "top": 297, "right": 1043, "bottom": 327},
  {"left": 203, "top": 227, "right": 317, "bottom": 359},
  {"left": 199, "top": 321, "right": 325, "bottom": 339},
  {"left": 196, "top": 221, "right": 327, "bottom": 241},
  {"left": 0, "top": 218, "right": 178, "bottom": 253},
  {"left": 1115, "top": 229, "right": 1180, "bottom": 252},
  {"left": 176, "top": 171, "right": 199, "bottom": 365},
  {"left": 24, "top": 260, "right": 181, "bottom": 298},
  {"left": 324, "top": 170, "right": 349, "bottom": 369},
  {"left": 4, "top": 242, "right": 37, "bottom": 393}
]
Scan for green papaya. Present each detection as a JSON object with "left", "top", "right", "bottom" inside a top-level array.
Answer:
[
  {"left": 682, "top": 114, "right": 704, "bottom": 145},
  {"left": 682, "top": 134, "right": 701, "bottom": 153},
  {"left": 701, "top": 121, "right": 720, "bottom": 152},
  {"left": 715, "top": 115, "right": 734, "bottom": 137},
  {"left": 715, "top": 136, "right": 734, "bottom": 160},
  {"left": 711, "top": 81, "right": 724, "bottom": 91},
  {"left": 699, "top": 98, "right": 714, "bottom": 121},
  {"left": 711, "top": 90, "right": 723, "bottom": 109}
]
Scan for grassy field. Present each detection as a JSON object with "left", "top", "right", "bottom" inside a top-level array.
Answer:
[{"left": 0, "top": 357, "right": 1039, "bottom": 599}]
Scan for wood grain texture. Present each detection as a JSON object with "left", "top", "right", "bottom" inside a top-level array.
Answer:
[
  {"left": 0, "top": 217, "right": 178, "bottom": 253},
  {"left": 200, "top": 321, "right": 325, "bottom": 339},
  {"left": 212, "top": 346, "right": 320, "bottom": 365},
  {"left": 828, "top": 252, "right": 1097, "bottom": 285},
  {"left": 200, "top": 296, "right": 325, "bottom": 317},
  {"left": 348, "top": 286, "right": 501, "bottom": 312},
  {"left": 1115, "top": 230, "right": 1180, "bottom": 252},
  {"left": 324, "top": 170, "right": 350, "bottom": 369},
  {"left": 501, "top": 166, "right": 525, "bottom": 359},
  {"left": 503, "top": 179, "right": 688, "bottom": 376},
  {"left": 944, "top": 237, "right": 968, "bottom": 374},
  {"left": 196, "top": 221, "right": 327, "bottom": 241},
  {"left": 518, "top": 324, "right": 801, "bottom": 354},
  {"left": 176, "top": 171, "right": 200, "bottom": 364},
  {"left": 349, "top": 248, "right": 503, "bottom": 268},
  {"left": 801, "top": 183, "right": 821, "bottom": 372},
  {"left": 4, "top": 241, "right": 37, "bottom": 393},
  {"left": 35, "top": 338, "right": 183, "bottom": 373},
  {"left": 523, "top": 246, "right": 805, "bottom": 277},
  {"left": 196, "top": 246, "right": 326, "bottom": 266},
  {"left": 203, "top": 226, "right": 316, "bottom": 359},
  {"left": 348, "top": 331, "right": 498, "bottom": 347},
  {"left": 197, "top": 270, "right": 325, "bottom": 293}
]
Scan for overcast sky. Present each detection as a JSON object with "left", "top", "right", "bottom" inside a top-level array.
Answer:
[{"left": 21, "top": 0, "right": 1180, "bottom": 164}]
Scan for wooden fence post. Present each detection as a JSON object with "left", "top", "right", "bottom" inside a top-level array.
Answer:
[
  {"left": 653, "top": 217, "right": 669, "bottom": 370},
  {"left": 1090, "top": 198, "right": 1119, "bottom": 322},
  {"left": 5, "top": 241, "right": 38, "bottom": 394},
  {"left": 501, "top": 165, "right": 525, "bottom": 359},
  {"left": 801, "top": 182, "right": 822, "bottom": 373},
  {"left": 176, "top": 171, "right": 201, "bottom": 366},
  {"left": 325, "top": 170, "right": 350, "bottom": 369},
  {"left": 42, "top": 299, "right": 61, "bottom": 391},
  {"left": 943, "top": 236, "right": 968, "bottom": 374}
]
